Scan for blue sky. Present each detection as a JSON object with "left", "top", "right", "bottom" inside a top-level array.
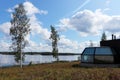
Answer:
[{"left": 0, "top": 0, "right": 120, "bottom": 53}]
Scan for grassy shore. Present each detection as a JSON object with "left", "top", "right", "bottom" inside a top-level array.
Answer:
[{"left": 0, "top": 61, "right": 120, "bottom": 80}]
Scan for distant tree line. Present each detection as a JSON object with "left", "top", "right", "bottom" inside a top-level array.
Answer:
[{"left": 0, "top": 52, "right": 79, "bottom": 55}]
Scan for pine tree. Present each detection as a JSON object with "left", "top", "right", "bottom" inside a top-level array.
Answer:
[
  {"left": 101, "top": 32, "right": 107, "bottom": 41},
  {"left": 49, "top": 25, "right": 60, "bottom": 61},
  {"left": 10, "top": 3, "right": 30, "bottom": 68}
]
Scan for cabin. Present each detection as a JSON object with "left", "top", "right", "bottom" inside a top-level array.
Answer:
[
  {"left": 81, "top": 36, "right": 120, "bottom": 64},
  {"left": 81, "top": 47, "right": 115, "bottom": 64}
]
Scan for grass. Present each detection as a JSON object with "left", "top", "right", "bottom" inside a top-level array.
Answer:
[{"left": 0, "top": 61, "right": 120, "bottom": 80}]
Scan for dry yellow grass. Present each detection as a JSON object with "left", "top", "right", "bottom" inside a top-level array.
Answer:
[{"left": 0, "top": 61, "right": 120, "bottom": 80}]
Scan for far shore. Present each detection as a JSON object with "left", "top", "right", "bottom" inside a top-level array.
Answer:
[{"left": 0, "top": 52, "right": 80, "bottom": 55}]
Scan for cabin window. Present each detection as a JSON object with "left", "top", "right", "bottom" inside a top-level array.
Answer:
[
  {"left": 81, "top": 47, "right": 114, "bottom": 63},
  {"left": 81, "top": 55, "right": 94, "bottom": 63},
  {"left": 95, "top": 47, "right": 113, "bottom": 55},
  {"left": 83, "top": 48, "right": 94, "bottom": 55}
]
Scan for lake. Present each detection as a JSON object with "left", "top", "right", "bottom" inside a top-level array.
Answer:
[{"left": 0, "top": 54, "right": 80, "bottom": 67}]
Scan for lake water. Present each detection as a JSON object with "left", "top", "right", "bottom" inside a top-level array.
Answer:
[{"left": 0, "top": 54, "right": 80, "bottom": 67}]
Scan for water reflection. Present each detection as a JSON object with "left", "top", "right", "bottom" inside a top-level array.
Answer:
[{"left": 0, "top": 54, "right": 80, "bottom": 67}]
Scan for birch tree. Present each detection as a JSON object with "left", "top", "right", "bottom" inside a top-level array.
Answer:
[
  {"left": 49, "top": 25, "right": 60, "bottom": 61},
  {"left": 10, "top": 3, "right": 30, "bottom": 68}
]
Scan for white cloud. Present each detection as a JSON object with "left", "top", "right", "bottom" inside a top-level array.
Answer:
[
  {"left": 58, "top": 36, "right": 100, "bottom": 53},
  {"left": 59, "top": 9, "right": 120, "bottom": 37},
  {"left": 59, "top": 35, "right": 78, "bottom": 49},
  {"left": 29, "top": 15, "right": 50, "bottom": 41},
  {"left": 0, "top": 40, "right": 10, "bottom": 51},
  {"left": 23, "top": 1, "right": 50, "bottom": 41},
  {"left": 0, "top": 22, "right": 11, "bottom": 35},
  {"left": 24, "top": 38, "right": 52, "bottom": 52},
  {"left": 58, "top": 35, "right": 82, "bottom": 53},
  {"left": 23, "top": 1, "right": 48, "bottom": 16},
  {"left": 104, "top": 16, "right": 120, "bottom": 32},
  {"left": 58, "top": 18, "right": 73, "bottom": 32},
  {"left": 7, "top": 8, "right": 13, "bottom": 13},
  {"left": 7, "top": 1, "right": 48, "bottom": 16}
]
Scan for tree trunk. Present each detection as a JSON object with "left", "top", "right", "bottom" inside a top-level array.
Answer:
[
  {"left": 20, "top": 39, "right": 22, "bottom": 68},
  {"left": 57, "top": 56, "right": 59, "bottom": 62},
  {"left": 20, "top": 51, "right": 22, "bottom": 68}
]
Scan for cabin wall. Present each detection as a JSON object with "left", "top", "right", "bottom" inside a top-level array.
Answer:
[
  {"left": 100, "top": 39, "right": 120, "bottom": 63},
  {"left": 100, "top": 39, "right": 120, "bottom": 54}
]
